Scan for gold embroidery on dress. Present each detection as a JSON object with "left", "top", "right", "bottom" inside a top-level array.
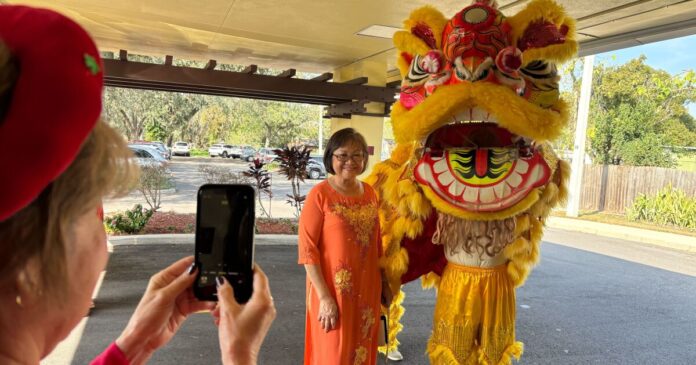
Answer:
[
  {"left": 331, "top": 201, "right": 377, "bottom": 255},
  {"left": 361, "top": 307, "right": 375, "bottom": 339},
  {"left": 353, "top": 345, "right": 367, "bottom": 365},
  {"left": 333, "top": 262, "right": 353, "bottom": 296}
]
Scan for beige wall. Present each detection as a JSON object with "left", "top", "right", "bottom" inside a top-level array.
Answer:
[{"left": 329, "top": 56, "right": 388, "bottom": 177}]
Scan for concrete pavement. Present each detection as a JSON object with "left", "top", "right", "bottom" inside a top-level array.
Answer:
[
  {"left": 45, "top": 230, "right": 696, "bottom": 365},
  {"left": 547, "top": 216, "right": 696, "bottom": 253}
]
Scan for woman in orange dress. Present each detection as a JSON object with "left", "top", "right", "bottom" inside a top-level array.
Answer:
[{"left": 298, "top": 128, "right": 391, "bottom": 365}]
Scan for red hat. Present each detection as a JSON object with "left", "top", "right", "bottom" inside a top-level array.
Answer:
[{"left": 0, "top": 5, "right": 103, "bottom": 221}]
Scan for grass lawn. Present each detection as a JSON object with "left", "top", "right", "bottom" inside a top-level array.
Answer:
[
  {"left": 552, "top": 210, "right": 696, "bottom": 237},
  {"left": 676, "top": 154, "right": 696, "bottom": 172}
]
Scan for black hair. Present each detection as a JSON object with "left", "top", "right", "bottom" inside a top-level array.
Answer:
[{"left": 323, "top": 128, "right": 369, "bottom": 175}]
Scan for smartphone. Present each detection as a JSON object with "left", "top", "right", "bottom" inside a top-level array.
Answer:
[{"left": 194, "top": 184, "right": 255, "bottom": 303}]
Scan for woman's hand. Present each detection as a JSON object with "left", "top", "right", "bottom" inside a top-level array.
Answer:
[
  {"left": 115, "top": 256, "right": 215, "bottom": 365},
  {"left": 318, "top": 295, "right": 339, "bottom": 332},
  {"left": 213, "top": 265, "right": 276, "bottom": 365}
]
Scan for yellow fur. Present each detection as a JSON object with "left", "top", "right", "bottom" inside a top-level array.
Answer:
[
  {"left": 378, "top": 289, "right": 405, "bottom": 353},
  {"left": 508, "top": 0, "right": 578, "bottom": 64},
  {"left": 396, "top": 55, "right": 410, "bottom": 79},
  {"left": 522, "top": 42, "right": 578, "bottom": 65},
  {"left": 394, "top": 31, "right": 432, "bottom": 57},
  {"left": 391, "top": 82, "right": 568, "bottom": 144},
  {"left": 368, "top": 0, "right": 577, "bottom": 356},
  {"left": 403, "top": 6, "right": 448, "bottom": 49}
]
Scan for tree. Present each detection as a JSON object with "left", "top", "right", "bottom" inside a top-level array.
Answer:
[
  {"left": 101, "top": 52, "right": 326, "bottom": 148},
  {"left": 586, "top": 56, "right": 695, "bottom": 167}
]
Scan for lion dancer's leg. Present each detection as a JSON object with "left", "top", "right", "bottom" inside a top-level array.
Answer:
[{"left": 427, "top": 262, "right": 523, "bottom": 365}]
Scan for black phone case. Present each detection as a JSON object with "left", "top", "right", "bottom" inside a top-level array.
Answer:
[{"left": 193, "top": 184, "right": 255, "bottom": 303}]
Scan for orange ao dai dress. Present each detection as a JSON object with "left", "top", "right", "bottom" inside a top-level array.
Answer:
[{"left": 298, "top": 180, "right": 382, "bottom": 365}]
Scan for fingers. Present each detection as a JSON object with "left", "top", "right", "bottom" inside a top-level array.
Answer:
[
  {"left": 185, "top": 293, "right": 216, "bottom": 313},
  {"left": 217, "top": 277, "right": 241, "bottom": 314},
  {"left": 160, "top": 260, "right": 199, "bottom": 299},
  {"left": 149, "top": 256, "right": 194, "bottom": 290},
  {"left": 250, "top": 264, "right": 272, "bottom": 302}
]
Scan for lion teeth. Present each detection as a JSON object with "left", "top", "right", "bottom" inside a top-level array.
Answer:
[
  {"left": 480, "top": 187, "right": 496, "bottom": 203},
  {"left": 463, "top": 186, "right": 479, "bottom": 202},
  {"left": 493, "top": 183, "right": 505, "bottom": 198},
  {"left": 437, "top": 170, "right": 454, "bottom": 186},
  {"left": 448, "top": 181, "right": 464, "bottom": 196},
  {"left": 433, "top": 158, "right": 449, "bottom": 173},
  {"left": 507, "top": 172, "right": 523, "bottom": 188},
  {"left": 514, "top": 159, "right": 529, "bottom": 174}
]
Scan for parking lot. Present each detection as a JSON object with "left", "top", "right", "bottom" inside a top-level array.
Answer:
[{"left": 104, "top": 156, "right": 322, "bottom": 217}]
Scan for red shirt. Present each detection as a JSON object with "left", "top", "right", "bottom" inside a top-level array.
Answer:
[{"left": 90, "top": 343, "right": 129, "bottom": 365}]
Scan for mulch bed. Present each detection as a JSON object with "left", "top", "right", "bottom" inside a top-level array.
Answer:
[{"left": 138, "top": 212, "right": 298, "bottom": 235}]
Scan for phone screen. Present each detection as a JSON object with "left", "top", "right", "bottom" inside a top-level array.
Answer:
[{"left": 194, "top": 184, "right": 255, "bottom": 302}]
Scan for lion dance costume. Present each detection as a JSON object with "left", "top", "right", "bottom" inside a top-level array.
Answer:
[{"left": 365, "top": 0, "right": 578, "bottom": 364}]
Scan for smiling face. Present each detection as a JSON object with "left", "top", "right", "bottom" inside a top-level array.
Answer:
[{"left": 331, "top": 143, "right": 366, "bottom": 181}]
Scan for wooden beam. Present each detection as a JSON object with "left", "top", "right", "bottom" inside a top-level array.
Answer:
[
  {"left": 103, "top": 59, "right": 397, "bottom": 107},
  {"left": 205, "top": 59, "right": 217, "bottom": 70},
  {"left": 343, "top": 77, "right": 368, "bottom": 85},
  {"left": 311, "top": 73, "right": 333, "bottom": 82},
  {"left": 164, "top": 55, "right": 173, "bottom": 66},
  {"left": 242, "top": 64, "right": 258, "bottom": 74},
  {"left": 386, "top": 80, "right": 401, "bottom": 88},
  {"left": 119, "top": 49, "right": 128, "bottom": 61},
  {"left": 277, "top": 68, "right": 296, "bottom": 78}
]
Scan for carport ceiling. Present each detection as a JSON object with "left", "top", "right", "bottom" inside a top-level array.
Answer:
[{"left": 6, "top": 0, "right": 696, "bottom": 73}]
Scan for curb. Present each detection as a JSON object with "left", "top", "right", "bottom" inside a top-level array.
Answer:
[
  {"left": 108, "top": 220, "right": 696, "bottom": 254},
  {"left": 108, "top": 233, "right": 298, "bottom": 246},
  {"left": 546, "top": 216, "right": 696, "bottom": 253}
]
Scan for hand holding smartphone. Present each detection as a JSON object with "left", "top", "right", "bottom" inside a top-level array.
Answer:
[{"left": 194, "top": 184, "right": 255, "bottom": 303}]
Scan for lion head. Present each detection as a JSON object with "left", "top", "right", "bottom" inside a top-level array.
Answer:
[{"left": 390, "top": 0, "right": 577, "bottom": 221}]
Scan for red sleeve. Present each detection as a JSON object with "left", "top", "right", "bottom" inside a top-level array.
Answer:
[
  {"left": 90, "top": 343, "right": 129, "bottom": 365},
  {"left": 298, "top": 186, "right": 323, "bottom": 265}
]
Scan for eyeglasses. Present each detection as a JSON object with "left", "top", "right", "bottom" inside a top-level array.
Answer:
[{"left": 333, "top": 153, "right": 365, "bottom": 162}]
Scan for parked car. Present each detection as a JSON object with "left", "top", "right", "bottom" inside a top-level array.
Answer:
[
  {"left": 228, "top": 145, "right": 243, "bottom": 159},
  {"left": 256, "top": 147, "right": 279, "bottom": 163},
  {"left": 240, "top": 146, "right": 257, "bottom": 161},
  {"left": 208, "top": 143, "right": 235, "bottom": 158},
  {"left": 130, "top": 140, "right": 171, "bottom": 160},
  {"left": 128, "top": 145, "right": 168, "bottom": 167},
  {"left": 172, "top": 141, "right": 190, "bottom": 157},
  {"left": 306, "top": 155, "right": 326, "bottom": 179}
]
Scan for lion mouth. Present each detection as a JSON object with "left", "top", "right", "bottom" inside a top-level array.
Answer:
[{"left": 413, "top": 107, "right": 551, "bottom": 212}]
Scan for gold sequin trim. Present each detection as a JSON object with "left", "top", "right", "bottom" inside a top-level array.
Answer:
[
  {"left": 334, "top": 264, "right": 353, "bottom": 296},
  {"left": 353, "top": 345, "right": 367, "bottom": 365},
  {"left": 361, "top": 307, "right": 375, "bottom": 339},
  {"left": 331, "top": 201, "right": 377, "bottom": 253}
]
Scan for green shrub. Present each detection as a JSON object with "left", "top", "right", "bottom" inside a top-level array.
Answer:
[
  {"left": 104, "top": 204, "right": 154, "bottom": 234},
  {"left": 138, "top": 165, "right": 172, "bottom": 211},
  {"left": 627, "top": 185, "right": 696, "bottom": 230},
  {"left": 190, "top": 148, "right": 208, "bottom": 157}
]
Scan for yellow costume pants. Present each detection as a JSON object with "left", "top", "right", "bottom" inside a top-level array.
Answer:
[{"left": 427, "top": 262, "right": 523, "bottom": 365}]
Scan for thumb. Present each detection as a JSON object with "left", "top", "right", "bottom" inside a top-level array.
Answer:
[{"left": 217, "top": 277, "right": 241, "bottom": 314}]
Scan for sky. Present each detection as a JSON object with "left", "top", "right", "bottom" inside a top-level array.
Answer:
[{"left": 594, "top": 34, "right": 696, "bottom": 116}]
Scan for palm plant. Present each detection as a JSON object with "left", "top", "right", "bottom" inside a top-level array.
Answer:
[
  {"left": 274, "top": 145, "right": 311, "bottom": 217},
  {"left": 243, "top": 158, "right": 273, "bottom": 217}
]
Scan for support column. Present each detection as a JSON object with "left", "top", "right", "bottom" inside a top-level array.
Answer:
[
  {"left": 330, "top": 56, "right": 388, "bottom": 176},
  {"left": 566, "top": 55, "right": 595, "bottom": 217}
]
